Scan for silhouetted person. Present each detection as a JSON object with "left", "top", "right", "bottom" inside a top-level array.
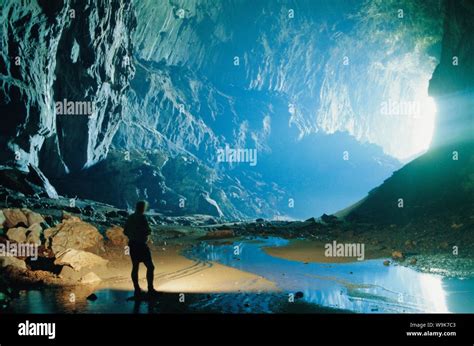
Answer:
[{"left": 124, "top": 201, "right": 158, "bottom": 298}]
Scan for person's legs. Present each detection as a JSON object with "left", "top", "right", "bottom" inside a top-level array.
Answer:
[
  {"left": 144, "top": 259, "right": 155, "bottom": 291},
  {"left": 130, "top": 241, "right": 157, "bottom": 295},
  {"left": 143, "top": 245, "right": 155, "bottom": 291},
  {"left": 129, "top": 241, "right": 142, "bottom": 296},
  {"left": 131, "top": 260, "right": 140, "bottom": 293}
]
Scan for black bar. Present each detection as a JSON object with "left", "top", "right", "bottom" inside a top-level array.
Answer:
[{"left": 0, "top": 313, "right": 472, "bottom": 345}]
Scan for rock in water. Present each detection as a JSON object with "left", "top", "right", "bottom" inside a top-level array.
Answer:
[
  {"left": 86, "top": 293, "right": 98, "bottom": 301},
  {"left": 391, "top": 251, "right": 405, "bottom": 261}
]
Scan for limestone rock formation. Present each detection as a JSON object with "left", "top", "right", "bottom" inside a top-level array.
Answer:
[
  {"left": 0, "top": 0, "right": 135, "bottom": 175},
  {"left": 54, "top": 248, "right": 108, "bottom": 271},
  {"left": 45, "top": 217, "right": 104, "bottom": 254}
]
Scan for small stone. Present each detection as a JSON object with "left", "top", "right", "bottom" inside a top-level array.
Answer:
[
  {"left": 383, "top": 260, "right": 390, "bottom": 266},
  {"left": 391, "top": 251, "right": 404, "bottom": 261},
  {"left": 80, "top": 272, "right": 101, "bottom": 284},
  {"left": 86, "top": 293, "right": 98, "bottom": 301}
]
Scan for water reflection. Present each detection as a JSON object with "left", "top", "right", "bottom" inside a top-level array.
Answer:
[
  {"left": 5, "top": 237, "right": 473, "bottom": 313},
  {"left": 185, "top": 237, "right": 473, "bottom": 313}
]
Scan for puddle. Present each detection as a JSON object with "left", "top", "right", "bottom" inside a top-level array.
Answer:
[{"left": 184, "top": 237, "right": 474, "bottom": 313}]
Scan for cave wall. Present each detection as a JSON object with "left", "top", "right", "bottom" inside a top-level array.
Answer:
[
  {"left": 0, "top": 0, "right": 451, "bottom": 219},
  {"left": 0, "top": 0, "right": 135, "bottom": 175},
  {"left": 125, "top": 0, "right": 443, "bottom": 160},
  {"left": 428, "top": 0, "right": 474, "bottom": 148}
]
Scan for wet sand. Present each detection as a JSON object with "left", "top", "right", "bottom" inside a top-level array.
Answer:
[
  {"left": 102, "top": 244, "right": 277, "bottom": 293},
  {"left": 262, "top": 239, "right": 389, "bottom": 263}
]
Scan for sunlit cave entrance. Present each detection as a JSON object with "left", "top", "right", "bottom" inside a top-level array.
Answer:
[{"left": 0, "top": 0, "right": 473, "bottom": 320}]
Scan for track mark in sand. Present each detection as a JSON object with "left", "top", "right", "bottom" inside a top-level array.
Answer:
[
  {"left": 106, "top": 260, "right": 213, "bottom": 286},
  {"left": 155, "top": 260, "right": 213, "bottom": 283}
]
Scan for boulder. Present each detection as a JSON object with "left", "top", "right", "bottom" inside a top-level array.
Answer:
[
  {"left": 106, "top": 226, "right": 128, "bottom": 246},
  {"left": 58, "top": 265, "right": 81, "bottom": 281},
  {"left": 22, "top": 209, "right": 45, "bottom": 227},
  {"left": 43, "top": 228, "right": 55, "bottom": 240},
  {"left": 25, "top": 224, "right": 42, "bottom": 245},
  {"left": 27, "top": 223, "right": 43, "bottom": 233},
  {"left": 54, "top": 249, "right": 108, "bottom": 271},
  {"left": 0, "top": 256, "right": 27, "bottom": 270},
  {"left": 6, "top": 227, "right": 28, "bottom": 243},
  {"left": 61, "top": 213, "right": 82, "bottom": 222},
  {"left": 2, "top": 209, "right": 28, "bottom": 229},
  {"left": 46, "top": 218, "right": 104, "bottom": 254},
  {"left": 0, "top": 210, "right": 5, "bottom": 228}
]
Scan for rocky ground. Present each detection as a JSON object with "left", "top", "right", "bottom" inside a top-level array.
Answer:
[{"left": 1, "top": 166, "right": 473, "bottom": 312}]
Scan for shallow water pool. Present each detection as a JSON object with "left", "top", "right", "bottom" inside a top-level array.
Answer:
[{"left": 184, "top": 237, "right": 474, "bottom": 313}]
